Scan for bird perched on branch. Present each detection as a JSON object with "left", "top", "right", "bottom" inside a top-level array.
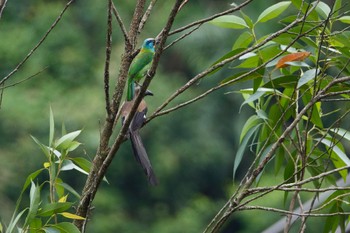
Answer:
[
  {"left": 119, "top": 38, "right": 158, "bottom": 185},
  {"left": 128, "top": 38, "right": 155, "bottom": 84},
  {"left": 120, "top": 84, "right": 158, "bottom": 186}
]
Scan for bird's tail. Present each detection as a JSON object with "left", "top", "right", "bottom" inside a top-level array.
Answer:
[{"left": 129, "top": 130, "right": 158, "bottom": 186}]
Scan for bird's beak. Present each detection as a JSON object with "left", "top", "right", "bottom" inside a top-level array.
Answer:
[{"left": 145, "top": 89, "right": 154, "bottom": 96}]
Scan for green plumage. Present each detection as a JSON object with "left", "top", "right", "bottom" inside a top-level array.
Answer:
[
  {"left": 126, "top": 38, "right": 155, "bottom": 101},
  {"left": 128, "top": 50, "right": 154, "bottom": 82}
]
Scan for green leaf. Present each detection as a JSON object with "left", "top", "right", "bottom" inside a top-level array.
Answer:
[
  {"left": 338, "top": 16, "right": 350, "bottom": 24},
  {"left": 55, "top": 130, "right": 81, "bottom": 150},
  {"left": 43, "top": 223, "right": 80, "bottom": 233},
  {"left": 233, "top": 124, "right": 261, "bottom": 179},
  {"left": 56, "top": 182, "right": 80, "bottom": 199},
  {"left": 37, "top": 202, "right": 72, "bottom": 217},
  {"left": 5, "top": 209, "right": 27, "bottom": 233},
  {"left": 323, "top": 204, "right": 339, "bottom": 233},
  {"left": 31, "top": 136, "right": 51, "bottom": 160},
  {"left": 239, "top": 115, "right": 263, "bottom": 143},
  {"left": 239, "top": 88, "right": 283, "bottom": 111},
  {"left": 42, "top": 227, "right": 60, "bottom": 233},
  {"left": 220, "top": 69, "right": 264, "bottom": 85},
  {"left": 333, "top": 0, "right": 342, "bottom": 17},
  {"left": 24, "top": 181, "right": 41, "bottom": 227},
  {"left": 71, "top": 157, "right": 92, "bottom": 173},
  {"left": 297, "top": 68, "right": 319, "bottom": 88},
  {"left": 240, "top": 10, "right": 254, "bottom": 29},
  {"left": 313, "top": 1, "right": 331, "bottom": 19},
  {"left": 29, "top": 218, "right": 42, "bottom": 231},
  {"left": 52, "top": 222, "right": 81, "bottom": 233},
  {"left": 210, "top": 15, "right": 249, "bottom": 29},
  {"left": 257, "top": 1, "right": 291, "bottom": 23},
  {"left": 329, "top": 128, "right": 350, "bottom": 142},
  {"left": 315, "top": 138, "right": 350, "bottom": 180},
  {"left": 60, "top": 160, "right": 88, "bottom": 175},
  {"left": 232, "top": 31, "right": 253, "bottom": 50},
  {"left": 209, "top": 48, "right": 245, "bottom": 76},
  {"left": 59, "top": 212, "right": 85, "bottom": 220}
]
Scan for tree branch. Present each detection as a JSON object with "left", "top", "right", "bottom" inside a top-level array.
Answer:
[
  {"left": 0, "top": 0, "right": 75, "bottom": 86},
  {"left": 104, "top": 0, "right": 113, "bottom": 117}
]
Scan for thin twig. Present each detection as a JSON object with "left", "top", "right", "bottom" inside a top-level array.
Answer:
[
  {"left": 147, "top": 12, "right": 322, "bottom": 123},
  {"left": 239, "top": 205, "right": 350, "bottom": 217},
  {"left": 0, "top": 67, "right": 48, "bottom": 90},
  {"left": 169, "top": 0, "right": 253, "bottom": 35},
  {"left": 104, "top": 0, "right": 113, "bottom": 117},
  {"left": 0, "top": 0, "right": 75, "bottom": 86},
  {"left": 164, "top": 24, "right": 201, "bottom": 51},
  {"left": 0, "top": 0, "right": 8, "bottom": 19},
  {"left": 179, "top": 0, "right": 190, "bottom": 11},
  {"left": 138, "top": 0, "right": 157, "bottom": 33},
  {"left": 111, "top": 1, "right": 129, "bottom": 44}
]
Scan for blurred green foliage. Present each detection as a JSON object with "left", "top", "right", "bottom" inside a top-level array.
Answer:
[
  {"left": 0, "top": 0, "right": 245, "bottom": 232},
  {"left": 2, "top": 0, "right": 349, "bottom": 232}
]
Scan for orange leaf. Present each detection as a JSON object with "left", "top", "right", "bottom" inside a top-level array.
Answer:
[{"left": 276, "top": 51, "right": 311, "bottom": 68}]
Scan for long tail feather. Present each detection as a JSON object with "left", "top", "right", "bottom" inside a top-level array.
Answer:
[{"left": 129, "top": 130, "right": 158, "bottom": 186}]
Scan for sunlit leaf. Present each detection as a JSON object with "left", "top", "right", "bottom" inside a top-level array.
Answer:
[
  {"left": 338, "top": 16, "right": 350, "bottom": 24},
  {"left": 257, "top": 1, "right": 291, "bottom": 23},
  {"left": 58, "top": 195, "right": 68, "bottom": 203},
  {"left": 297, "top": 68, "right": 319, "bottom": 88},
  {"left": 59, "top": 212, "right": 85, "bottom": 220},
  {"left": 313, "top": 1, "right": 331, "bottom": 19},
  {"left": 24, "top": 181, "right": 41, "bottom": 227},
  {"left": 55, "top": 130, "right": 81, "bottom": 150},
  {"left": 329, "top": 128, "right": 350, "bottom": 142},
  {"left": 60, "top": 160, "right": 88, "bottom": 175},
  {"left": 239, "top": 88, "right": 283, "bottom": 111},
  {"left": 210, "top": 15, "right": 248, "bottom": 29}
]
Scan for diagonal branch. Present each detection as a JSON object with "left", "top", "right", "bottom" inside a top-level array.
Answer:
[
  {"left": 169, "top": 0, "right": 254, "bottom": 36},
  {"left": 111, "top": 1, "right": 129, "bottom": 44},
  {"left": 0, "top": 0, "right": 75, "bottom": 86}
]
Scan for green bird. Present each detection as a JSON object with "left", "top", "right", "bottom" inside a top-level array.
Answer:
[
  {"left": 120, "top": 73, "right": 158, "bottom": 186},
  {"left": 127, "top": 38, "right": 155, "bottom": 101}
]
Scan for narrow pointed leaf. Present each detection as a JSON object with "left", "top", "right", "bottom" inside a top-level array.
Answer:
[
  {"left": 257, "top": 1, "right": 291, "bottom": 23},
  {"left": 234, "top": 124, "right": 261, "bottom": 179},
  {"left": 210, "top": 15, "right": 248, "bottom": 29},
  {"left": 59, "top": 212, "right": 85, "bottom": 220},
  {"left": 338, "top": 16, "right": 350, "bottom": 24},
  {"left": 297, "top": 68, "right": 318, "bottom": 88}
]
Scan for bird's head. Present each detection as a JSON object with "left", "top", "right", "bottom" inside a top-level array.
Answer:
[{"left": 142, "top": 38, "right": 155, "bottom": 52}]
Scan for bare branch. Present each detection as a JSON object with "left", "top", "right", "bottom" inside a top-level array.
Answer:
[
  {"left": 0, "top": 0, "right": 8, "bottom": 19},
  {"left": 111, "top": 1, "right": 129, "bottom": 44},
  {"left": 104, "top": 0, "right": 113, "bottom": 117},
  {"left": 239, "top": 205, "right": 350, "bottom": 217},
  {"left": 138, "top": 0, "right": 157, "bottom": 33},
  {"left": 0, "top": 67, "right": 48, "bottom": 90},
  {"left": 169, "top": 0, "right": 254, "bottom": 35}
]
